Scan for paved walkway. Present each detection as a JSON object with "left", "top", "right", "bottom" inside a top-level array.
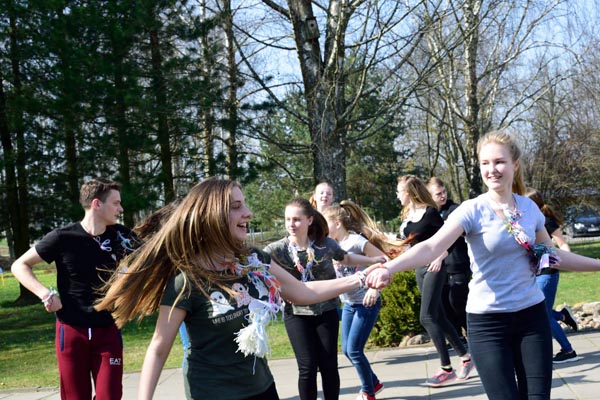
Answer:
[{"left": 2, "top": 330, "right": 599, "bottom": 399}]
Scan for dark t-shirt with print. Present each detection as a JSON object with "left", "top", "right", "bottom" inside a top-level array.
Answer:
[
  {"left": 161, "top": 251, "right": 275, "bottom": 400},
  {"left": 263, "top": 237, "right": 346, "bottom": 316},
  {"left": 35, "top": 222, "right": 138, "bottom": 327}
]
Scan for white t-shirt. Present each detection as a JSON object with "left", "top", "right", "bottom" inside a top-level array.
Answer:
[{"left": 448, "top": 193, "right": 545, "bottom": 314}]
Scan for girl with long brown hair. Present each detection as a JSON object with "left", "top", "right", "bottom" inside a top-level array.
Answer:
[{"left": 96, "top": 178, "right": 374, "bottom": 400}]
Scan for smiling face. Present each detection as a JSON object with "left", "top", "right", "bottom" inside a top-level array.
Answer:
[
  {"left": 479, "top": 141, "right": 518, "bottom": 193},
  {"left": 314, "top": 183, "right": 334, "bottom": 211},
  {"left": 95, "top": 189, "right": 123, "bottom": 225},
  {"left": 285, "top": 205, "right": 312, "bottom": 242},
  {"left": 228, "top": 186, "right": 253, "bottom": 243}
]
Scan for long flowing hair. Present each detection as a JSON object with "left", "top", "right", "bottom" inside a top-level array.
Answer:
[
  {"left": 96, "top": 178, "right": 250, "bottom": 327},
  {"left": 133, "top": 200, "right": 180, "bottom": 240},
  {"left": 397, "top": 175, "right": 438, "bottom": 220},
  {"left": 477, "top": 130, "right": 526, "bottom": 195},
  {"left": 321, "top": 200, "right": 405, "bottom": 257}
]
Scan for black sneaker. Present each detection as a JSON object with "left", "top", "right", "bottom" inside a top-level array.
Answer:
[
  {"left": 553, "top": 349, "right": 579, "bottom": 364},
  {"left": 560, "top": 306, "right": 578, "bottom": 332}
]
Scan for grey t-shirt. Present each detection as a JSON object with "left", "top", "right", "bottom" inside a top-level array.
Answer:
[
  {"left": 264, "top": 237, "right": 345, "bottom": 316},
  {"left": 335, "top": 233, "right": 373, "bottom": 304},
  {"left": 448, "top": 193, "right": 545, "bottom": 313}
]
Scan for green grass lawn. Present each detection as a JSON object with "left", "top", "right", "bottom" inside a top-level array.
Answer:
[
  {"left": 556, "top": 240, "right": 600, "bottom": 306},
  {"left": 1, "top": 239, "right": 600, "bottom": 389}
]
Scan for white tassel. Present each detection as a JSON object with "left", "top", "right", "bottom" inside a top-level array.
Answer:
[{"left": 235, "top": 299, "right": 278, "bottom": 358}]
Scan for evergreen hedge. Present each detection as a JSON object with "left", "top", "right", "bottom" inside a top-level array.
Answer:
[{"left": 370, "top": 270, "right": 423, "bottom": 346}]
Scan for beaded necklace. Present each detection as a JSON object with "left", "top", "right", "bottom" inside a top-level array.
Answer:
[{"left": 288, "top": 240, "right": 316, "bottom": 281}]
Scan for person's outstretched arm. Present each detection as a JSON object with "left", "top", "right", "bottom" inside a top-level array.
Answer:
[
  {"left": 366, "top": 220, "right": 464, "bottom": 289},
  {"left": 554, "top": 249, "right": 600, "bottom": 271},
  {"left": 138, "top": 306, "right": 185, "bottom": 400},
  {"left": 534, "top": 226, "right": 600, "bottom": 271},
  {"left": 271, "top": 262, "right": 377, "bottom": 304},
  {"left": 344, "top": 253, "right": 387, "bottom": 266}
]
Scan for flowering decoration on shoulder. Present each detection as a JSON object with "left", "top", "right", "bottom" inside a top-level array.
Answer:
[{"left": 502, "top": 206, "right": 560, "bottom": 274}]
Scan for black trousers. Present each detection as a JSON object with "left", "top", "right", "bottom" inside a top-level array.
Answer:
[{"left": 284, "top": 309, "right": 340, "bottom": 400}]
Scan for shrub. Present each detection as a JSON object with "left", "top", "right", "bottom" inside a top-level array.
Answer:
[{"left": 370, "top": 270, "right": 422, "bottom": 346}]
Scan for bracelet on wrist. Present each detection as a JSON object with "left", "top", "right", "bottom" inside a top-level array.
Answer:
[
  {"left": 356, "top": 271, "right": 367, "bottom": 289},
  {"left": 41, "top": 287, "right": 58, "bottom": 307}
]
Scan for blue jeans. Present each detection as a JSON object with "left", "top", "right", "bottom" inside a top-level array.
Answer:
[
  {"left": 536, "top": 272, "right": 573, "bottom": 352},
  {"left": 179, "top": 322, "right": 191, "bottom": 370},
  {"left": 467, "top": 301, "right": 552, "bottom": 400},
  {"left": 341, "top": 299, "right": 381, "bottom": 395}
]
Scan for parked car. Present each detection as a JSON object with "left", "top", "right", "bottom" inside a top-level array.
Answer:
[{"left": 564, "top": 206, "right": 600, "bottom": 238}]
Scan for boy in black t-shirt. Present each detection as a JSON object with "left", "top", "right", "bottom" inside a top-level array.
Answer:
[{"left": 11, "top": 178, "right": 138, "bottom": 400}]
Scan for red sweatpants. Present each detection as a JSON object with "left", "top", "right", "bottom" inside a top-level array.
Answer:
[{"left": 55, "top": 321, "right": 123, "bottom": 400}]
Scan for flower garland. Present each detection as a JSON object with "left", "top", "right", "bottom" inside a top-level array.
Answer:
[
  {"left": 227, "top": 253, "right": 283, "bottom": 358},
  {"left": 288, "top": 240, "right": 317, "bottom": 282},
  {"left": 501, "top": 203, "right": 560, "bottom": 274}
]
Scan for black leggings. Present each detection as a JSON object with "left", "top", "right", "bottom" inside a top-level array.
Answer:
[
  {"left": 284, "top": 309, "right": 340, "bottom": 400},
  {"left": 442, "top": 271, "right": 470, "bottom": 337},
  {"left": 416, "top": 265, "right": 468, "bottom": 366}
]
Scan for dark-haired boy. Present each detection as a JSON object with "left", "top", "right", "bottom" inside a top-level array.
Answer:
[{"left": 12, "top": 178, "right": 138, "bottom": 399}]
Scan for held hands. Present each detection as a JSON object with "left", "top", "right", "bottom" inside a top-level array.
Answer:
[{"left": 363, "top": 263, "right": 392, "bottom": 289}]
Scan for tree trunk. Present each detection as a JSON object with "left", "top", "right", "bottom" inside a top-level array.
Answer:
[
  {"left": 114, "top": 70, "right": 133, "bottom": 227},
  {"left": 463, "top": 0, "right": 482, "bottom": 197},
  {"left": 223, "top": 0, "right": 239, "bottom": 179},
  {"left": 200, "top": 0, "right": 215, "bottom": 178},
  {"left": 6, "top": 7, "right": 35, "bottom": 304},
  {"left": 0, "top": 69, "right": 20, "bottom": 257},
  {"left": 149, "top": 28, "right": 175, "bottom": 202},
  {"left": 287, "top": 0, "right": 348, "bottom": 199},
  {"left": 64, "top": 116, "right": 79, "bottom": 219}
]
